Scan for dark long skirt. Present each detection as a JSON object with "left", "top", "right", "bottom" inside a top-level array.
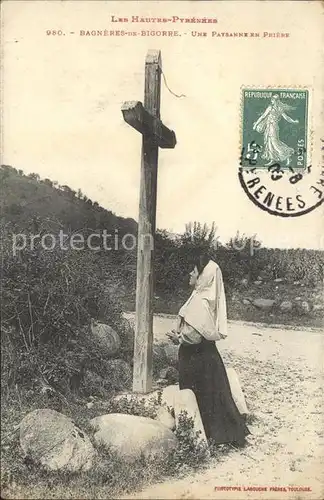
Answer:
[{"left": 179, "top": 338, "right": 250, "bottom": 445}]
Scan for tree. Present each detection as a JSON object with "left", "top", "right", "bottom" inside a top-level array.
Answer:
[
  {"left": 181, "top": 221, "right": 218, "bottom": 249},
  {"left": 28, "top": 173, "right": 40, "bottom": 181}
]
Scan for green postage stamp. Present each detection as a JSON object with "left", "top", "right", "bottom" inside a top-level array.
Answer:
[
  {"left": 239, "top": 87, "right": 324, "bottom": 217},
  {"left": 241, "top": 88, "right": 308, "bottom": 171}
]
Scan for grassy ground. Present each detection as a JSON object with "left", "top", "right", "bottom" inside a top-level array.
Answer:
[
  {"left": 2, "top": 316, "right": 323, "bottom": 500},
  {"left": 1, "top": 336, "right": 213, "bottom": 499},
  {"left": 1, "top": 391, "right": 185, "bottom": 499}
]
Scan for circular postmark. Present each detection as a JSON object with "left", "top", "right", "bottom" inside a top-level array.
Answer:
[
  {"left": 238, "top": 163, "right": 324, "bottom": 217},
  {"left": 239, "top": 88, "right": 324, "bottom": 216}
]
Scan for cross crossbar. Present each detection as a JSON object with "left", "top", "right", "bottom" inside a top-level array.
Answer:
[{"left": 122, "top": 101, "right": 176, "bottom": 149}]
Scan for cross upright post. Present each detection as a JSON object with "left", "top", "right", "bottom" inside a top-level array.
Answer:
[{"left": 121, "top": 50, "right": 176, "bottom": 393}]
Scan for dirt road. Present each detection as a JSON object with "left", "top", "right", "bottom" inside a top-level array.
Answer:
[{"left": 123, "top": 314, "right": 324, "bottom": 500}]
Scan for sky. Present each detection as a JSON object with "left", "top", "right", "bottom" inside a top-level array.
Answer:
[{"left": 2, "top": 0, "right": 324, "bottom": 249}]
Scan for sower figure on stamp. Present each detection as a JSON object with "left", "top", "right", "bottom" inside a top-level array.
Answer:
[
  {"left": 253, "top": 94, "right": 299, "bottom": 167},
  {"left": 167, "top": 253, "right": 250, "bottom": 447}
]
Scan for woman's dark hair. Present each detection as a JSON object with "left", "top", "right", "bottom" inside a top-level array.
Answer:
[{"left": 193, "top": 252, "right": 210, "bottom": 276}]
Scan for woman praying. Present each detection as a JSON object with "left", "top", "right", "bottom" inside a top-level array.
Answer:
[{"left": 167, "top": 254, "right": 250, "bottom": 447}]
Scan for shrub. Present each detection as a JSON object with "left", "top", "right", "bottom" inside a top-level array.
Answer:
[
  {"left": 167, "top": 410, "right": 209, "bottom": 473},
  {"left": 1, "top": 220, "right": 131, "bottom": 398},
  {"left": 154, "top": 222, "right": 324, "bottom": 300},
  {"left": 101, "top": 393, "right": 161, "bottom": 419}
]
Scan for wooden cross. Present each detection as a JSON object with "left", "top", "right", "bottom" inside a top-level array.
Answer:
[{"left": 121, "top": 50, "right": 176, "bottom": 393}]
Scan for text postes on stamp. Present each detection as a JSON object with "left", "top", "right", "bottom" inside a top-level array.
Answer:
[
  {"left": 241, "top": 88, "right": 308, "bottom": 171},
  {"left": 239, "top": 88, "right": 324, "bottom": 217}
]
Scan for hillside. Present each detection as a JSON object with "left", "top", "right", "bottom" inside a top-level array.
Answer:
[{"left": 0, "top": 165, "right": 137, "bottom": 235}]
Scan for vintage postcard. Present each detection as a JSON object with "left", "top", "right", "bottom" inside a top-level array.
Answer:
[{"left": 1, "top": 1, "right": 323, "bottom": 499}]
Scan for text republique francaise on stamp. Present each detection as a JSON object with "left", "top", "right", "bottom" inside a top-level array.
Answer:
[{"left": 239, "top": 88, "right": 324, "bottom": 217}]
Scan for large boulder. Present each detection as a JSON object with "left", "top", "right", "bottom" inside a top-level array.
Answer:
[
  {"left": 252, "top": 298, "right": 275, "bottom": 310},
  {"left": 91, "top": 321, "right": 121, "bottom": 357},
  {"left": 20, "top": 409, "right": 95, "bottom": 472},
  {"left": 89, "top": 413, "right": 177, "bottom": 463}
]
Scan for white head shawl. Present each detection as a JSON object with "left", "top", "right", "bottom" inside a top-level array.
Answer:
[{"left": 178, "top": 259, "right": 228, "bottom": 341}]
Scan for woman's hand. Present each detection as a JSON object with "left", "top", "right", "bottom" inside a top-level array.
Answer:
[{"left": 166, "top": 330, "right": 180, "bottom": 345}]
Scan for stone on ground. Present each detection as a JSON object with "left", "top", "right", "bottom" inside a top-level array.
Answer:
[
  {"left": 20, "top": 409, "right": 95, "bottom": 472},
  {"left": 90, "top": 413, "right": 177, "bottom": 463},
  {"left": 225, "top": 366, "right": 249, "bottom": 415},
  {"left": 298, "top": 300, "right": 311, "bottom": 314},
  {"left": 174, "top": 389, "right": 209, "bottom": 452},
  {"left": 252, "top": 298, "right": 275, "bottom": 310},
  {"left": 280, "top": 300, "right": 293, "bottom": 312},
  {"left": 91, "top": 321, "right": 121, "bottom": 357}
]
